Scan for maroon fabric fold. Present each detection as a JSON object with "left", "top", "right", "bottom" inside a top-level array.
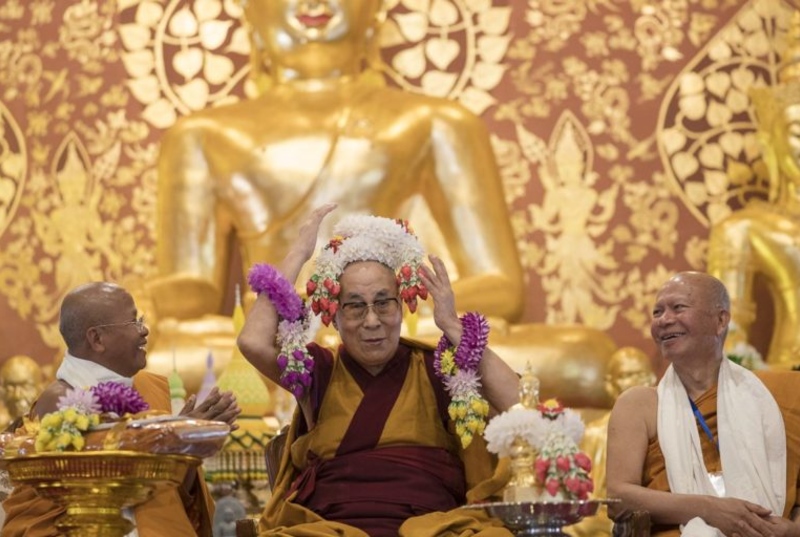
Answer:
[
  {"left": 294, "top": 445, "right": 466, "bottom": 537},
  {"left": 337, "top": 345, "right": 411, "bottom": 455}
]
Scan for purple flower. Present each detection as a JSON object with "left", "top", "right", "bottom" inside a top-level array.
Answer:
[
  {"left": 277, "top": 355, "right": 288, "bottom": 369},
  {"left": 90, "top": 382, "right": 149, "bottom": 415},
  {"left": 248, "top": 264, "right": 306, "bottom": 321},
  {"left": 433, "top": 336, "right": 452, "bottom": 379},
  {"left": 57, "top": 387, "right": 101, "bottom": 414},
  {"left": 454, "top": 312, "right": 489, "bottom": 371}
]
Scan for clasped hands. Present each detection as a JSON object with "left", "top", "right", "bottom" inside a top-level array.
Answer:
[
  {"left": 705, "top": 496, "right": 800, "bottom": 537},
  {"left": 180, "top": 387, "right": 241, "bottom": 431}
]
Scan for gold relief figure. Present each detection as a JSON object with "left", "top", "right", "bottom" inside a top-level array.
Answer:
[
  {"left": 530, "top": 111, "right": 622, "bottom": 330},
  {"left": 570, "top": 347, "right": 655, "bottom": 537},
  {"left": 708, "top": 11, "right": 800, "bottom": 367},
  {"left": 30, "top": 134, "right": 111, "bottom": 348},
  {"left": 0, "top": 101, "right": 25, "bottom": 239},
  {"left": 0, "top": 355, "right": 44, "bottom": 431}
]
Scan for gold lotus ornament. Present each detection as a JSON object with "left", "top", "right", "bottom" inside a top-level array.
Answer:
[{"left": 3, "top": 450, "right": 200, "bottom": 537}]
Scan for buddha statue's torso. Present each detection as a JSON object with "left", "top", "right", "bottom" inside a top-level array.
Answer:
[{"left": 158, "top": 83, "right": 476, "bottom": 275}]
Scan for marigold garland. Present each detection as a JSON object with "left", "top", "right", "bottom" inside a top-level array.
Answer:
[{"left": 433, "top": 312, "right": 490, "bottom": 448}]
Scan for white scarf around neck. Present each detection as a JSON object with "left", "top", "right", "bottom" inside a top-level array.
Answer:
[
  {"left": 657, "top": 358, "right": 786, "bottom": 536},
  {"left": 56, "top": 352, "right": 133, "bottom": 389}
]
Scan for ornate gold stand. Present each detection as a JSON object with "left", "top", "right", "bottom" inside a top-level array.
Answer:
[{"left": 4, "top": 451, "right": 200, "bottom": 537}]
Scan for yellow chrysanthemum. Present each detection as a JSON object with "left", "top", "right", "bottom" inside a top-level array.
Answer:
[
  {"left": 63, "top": 408, "right": 78, "bottom": 424},
  {"left": 439, "top": 348, "right": 456, "bottom": 376}
]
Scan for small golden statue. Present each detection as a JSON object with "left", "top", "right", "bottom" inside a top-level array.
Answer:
[
  {"left": 708, "top": 10, "right": 800, "bottom": 367},
  {"left": 572, "top": 347, "right": 655, "bottom": 536},
  {"left": 0, "top": 355, "right": 44, "bottom": 430},
  {"left": 504, "top": 364, "right": 542, "bottom": 502}
]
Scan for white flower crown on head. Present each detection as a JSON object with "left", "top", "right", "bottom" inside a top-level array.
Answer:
[{"left": 306, "top": 215, "right": 428, "bottom": 325}]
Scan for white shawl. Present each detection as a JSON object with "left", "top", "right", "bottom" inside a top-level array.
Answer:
[
  {"left": 56, "top": 352, "right": 134, "bottom": 389},
  {"left": 657, "top": 358, "right": 786, "bottom": 536}
]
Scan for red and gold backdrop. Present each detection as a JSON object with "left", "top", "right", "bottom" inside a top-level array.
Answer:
[{"left": 0, "top": 0, "right": 791, "bottom": 371}]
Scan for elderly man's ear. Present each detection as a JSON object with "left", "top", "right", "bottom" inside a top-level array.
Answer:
[{"left": 85, "top": 327, "right": 106, "bottom": 352}]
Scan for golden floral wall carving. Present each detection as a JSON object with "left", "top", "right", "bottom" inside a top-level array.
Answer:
[{"left": 0, "top": 0, "right": 795, "bottom": 366}]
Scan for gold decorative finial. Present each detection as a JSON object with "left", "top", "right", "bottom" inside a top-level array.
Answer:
[{"left": 518, "top": 362, "right": 540, "bottom": 409}]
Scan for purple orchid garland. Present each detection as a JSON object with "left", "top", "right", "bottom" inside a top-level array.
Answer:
[
  {"left": 248, "top": 263, "right": 314, "bottom": 398},
  {"left": 433, "top": 312, "right": 489, "bottom": 378},
  {"left": 432, "top": 312, "right": 491, "bottom": 447}
]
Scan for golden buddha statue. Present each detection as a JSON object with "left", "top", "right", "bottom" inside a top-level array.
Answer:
[
  {"left": 0, "top": 355, "right": 44, "bottom": 430},
  {"left": 707, "top": 11, "right": 800, "bottom": 367},
  {"left": 571, "top": 347, "right": 655, "bottom": 537},
  {"left": 146, "top": 0, "right": 625, "bottom": 409}
]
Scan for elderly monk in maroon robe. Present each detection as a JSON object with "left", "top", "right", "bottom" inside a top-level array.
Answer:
[
  {"left": 2, "top": 282, "right": 241, "bottom": 537},
  {"left": 238, "top": 204, "right": 519, "bottom": 536}
]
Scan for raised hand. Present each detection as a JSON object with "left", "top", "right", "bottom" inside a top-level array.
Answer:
[
  {"left": 293, "top": 203, "right": 337, "bottom": 264},
  {"left": 418, "top": 254, "right": 461, "bottom": 343}
]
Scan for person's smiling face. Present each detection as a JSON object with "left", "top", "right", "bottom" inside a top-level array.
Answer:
[
  {"left": 650, "top": 274, "right": 728, "bottom": 364},
  {"left": 335, "top": 261, "right": 402, "bottom": 375}
]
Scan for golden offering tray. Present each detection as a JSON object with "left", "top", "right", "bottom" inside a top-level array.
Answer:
[{"left": 3, "top": 450, "right": 200, "bottom": 537}]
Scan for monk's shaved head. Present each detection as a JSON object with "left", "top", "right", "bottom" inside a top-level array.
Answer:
[
  {"left": 664, "top": 272, "right": 730, "bottom": 312},
  {"left": 59, "top": 282, "right": 132, "bottom": 350}
]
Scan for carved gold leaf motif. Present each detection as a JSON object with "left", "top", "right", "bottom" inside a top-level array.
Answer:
[
  {"left": 0, "top": 101, "right": 25, "bottom": 239},
  {"left": 657, "top": 0, "right": 786, "bottom": 227}
]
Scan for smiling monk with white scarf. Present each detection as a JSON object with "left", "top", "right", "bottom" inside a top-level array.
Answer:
[
  {"left": 607, "top": 272, "right": 800, "bottom": 537},
  {"left": 1, "top": 282, "right": 241, "bottom": 537}
]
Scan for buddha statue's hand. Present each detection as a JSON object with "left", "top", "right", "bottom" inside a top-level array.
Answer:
[{"left": 418, "top": 254, "right": 462, "bottom": 344}]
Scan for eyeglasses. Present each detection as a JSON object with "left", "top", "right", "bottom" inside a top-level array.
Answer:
[
  {"left": 340, "top": 297, "right": 400, "bottom": 321},
  {"left": 91, "top": 315, "right": 146, "bottom": 331}
]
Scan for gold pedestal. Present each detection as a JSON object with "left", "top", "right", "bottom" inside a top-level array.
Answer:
[{"left": 4, "top": 451, "right": 200, "bottom": 537}]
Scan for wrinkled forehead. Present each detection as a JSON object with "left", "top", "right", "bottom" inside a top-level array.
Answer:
[{"left": 654, "top": 276, "right": 702, "bottom": 304}]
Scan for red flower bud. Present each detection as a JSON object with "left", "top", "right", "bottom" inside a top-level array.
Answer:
[
  {"left": 323, "top": 278, "right": 334, "bottom": 290},
  {"left": 574, "top": 452, "right": 592, "bottom": 472},
  {"left": 321, "top": 314, "right": 332, "bottom": 326},
  {"left": 328, "top": 302, "right": 338, "bottom": 315},
  {"left": 311, "top": 301, "right": 321, "bottom": 314},
  {"left": 534, "top": 458, "right": 550, "bottom": 482},
  {"left": 418, "top": 286, "right": 428, "bottom": 300},
  {"left": 400, "top": 265, "right": 412, "bottom": 279},
  {"left": 556, "top": 455, "right": 571, "bottom": 473},
  {"left": 565, "top": 476, "right": 581, "bottom": 493},
  {"left": 545, "top": 478, "right": 560, "bottom": 497}
]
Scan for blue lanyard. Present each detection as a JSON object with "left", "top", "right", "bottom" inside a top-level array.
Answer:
[{"left": 688, "top": 397, "right": 718, "bottom": 451}]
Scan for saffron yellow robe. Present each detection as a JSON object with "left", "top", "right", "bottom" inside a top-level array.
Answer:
[{"left": 1, "top": 371, "right": 215, "bottom": 537}]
